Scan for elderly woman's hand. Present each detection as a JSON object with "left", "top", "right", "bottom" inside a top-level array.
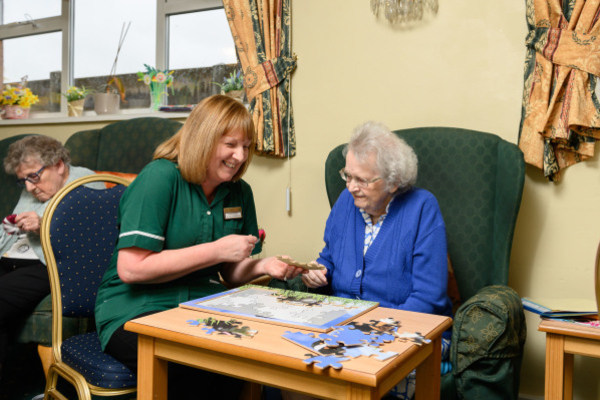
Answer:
[
  {"left": 302, "top": 264, "right": 328, "bottom": 288},
  {"left": 15, "top": 211, "right": 41, "bottom": 234}
]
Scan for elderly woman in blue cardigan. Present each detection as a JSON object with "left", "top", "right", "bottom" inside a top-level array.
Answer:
[{"left": 302, "top": 121, "right": 452, "bottom": 400}]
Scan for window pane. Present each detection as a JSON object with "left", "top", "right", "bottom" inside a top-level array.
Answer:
[
  {"left": 168, "top": 9, "right": 236, "bottom": 69},
  {"left": 74, "top": 0, "right": 156, "bottom": 78},
  {"left": 3, "top": 32, "right": 62, "bottom": 113},
  {"left": 166, "top": 9, "right": 238, "bottom": 106},
  {"left": 1, "top": 0, "right": 61, "bottom": 24}
]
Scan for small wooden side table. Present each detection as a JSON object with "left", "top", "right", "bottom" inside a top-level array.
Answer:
[{"left": 538, "top": 319, "right": 600, "bottom": 400}]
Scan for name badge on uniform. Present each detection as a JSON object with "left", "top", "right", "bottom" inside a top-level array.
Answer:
[{"left": 224, "top": 207, "right": 242, "bottom": 220}]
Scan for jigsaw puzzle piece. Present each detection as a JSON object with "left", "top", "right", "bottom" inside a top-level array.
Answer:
[
  {"left": 282, "top": 331, "right": 321, "bottom": 353},
  {"left": 395, "top": 331, "right": 432, "bottom": 345},
  {"left": 342, "top": 345, "right": 397, "bottom": 361},
  {"left": 347, "top": 321, "right": 379, "bottom": 334},
  {"left": 320, "top": 325, "right": 373, "bottom": 347},
  {"left": 303, "top": 354, "right": 349, "bottom": 369},
  {"left": 370, "top": 332, "right": 396, "bottom": 345}
]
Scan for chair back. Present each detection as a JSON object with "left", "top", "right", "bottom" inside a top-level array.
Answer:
[
  {"left": 325, "top": 127, "right": 525, "bottom": 301},
  {"left": 65, "top": 117, "right": 182, "bottom": 173},
  {"left": 41, "top": 174, "right": 129, "bottom": 353},
  {"left": 0, "top": 133, "right": 38, "bottom": 217}
]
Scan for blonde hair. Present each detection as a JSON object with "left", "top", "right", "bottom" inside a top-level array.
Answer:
[{"left": 154, "top": 95, "right": 256, "bottom": 185}]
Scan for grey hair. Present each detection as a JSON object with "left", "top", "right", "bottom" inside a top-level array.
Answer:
[
  {"left": 4, "top": 135, "right": 71, "bottom": 174},
  {"left": 343, "top": 121, "right": 418, "bottom": 193}
]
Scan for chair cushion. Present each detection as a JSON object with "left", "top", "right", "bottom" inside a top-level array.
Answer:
[
  {"left": 94, "top": 170, "right": 138, "bottom": 188},
  {"left": 61, "top": 332, "right": 136, "bottom": 388}
]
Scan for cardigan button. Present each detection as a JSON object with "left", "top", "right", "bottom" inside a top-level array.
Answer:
[
  {"left": 355, "top": 270, "right": 362, "bottom": 278},
  {"left": 206, "top": 211, "right": 211, "bottom": 216}
]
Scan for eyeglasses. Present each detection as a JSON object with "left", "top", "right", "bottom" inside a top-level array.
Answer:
[
  {"left": 339, "top": 168, "right": 381, "bottom": 189},
  {"left": 16, "top": 166, "right": 47, "bottom": 187}
]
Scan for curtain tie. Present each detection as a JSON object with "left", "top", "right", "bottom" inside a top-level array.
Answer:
[
  {"left": 525, "top": 27, "right": 600, "bottom": 76},
  {"left": 244, "top": 54, "right": 298, "bottom": 100}
]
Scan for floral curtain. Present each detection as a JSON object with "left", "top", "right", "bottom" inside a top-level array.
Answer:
[
  {"left": 519, "top": 0, "right": 600, "bottom": 181},
  {"left": 223, "top": 0, "right": 297, "bottom": 157}
]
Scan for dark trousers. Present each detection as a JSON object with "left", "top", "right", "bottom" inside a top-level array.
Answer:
[
  {"left": 0, "top": 257, "right": 50, "bottom": 382},
  {"left": 106, "top": 312, "right": 244, "bottom": 399}
]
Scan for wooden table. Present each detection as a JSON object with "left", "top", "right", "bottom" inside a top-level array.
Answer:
[
  {"left": 125, "top": 306, "right": 451, "bottom": 400},
  {"left": 538, "top": 319, "right": 600, "bottom": 400}
]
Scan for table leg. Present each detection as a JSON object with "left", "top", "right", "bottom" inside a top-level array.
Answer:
[
  {"left": 138, "top": 335, "right": 168, "bottom": 400},
  {"left": 345, "top": 383, "right": 377, "bottom": 399},
  {"left": 414, "top": 337, "right": 441, "bottom": 400},
  {"left": 240, "top": 382, "right": 262, "bottom": 400},
  {"left": 545, "top": 332, "right": 573, "bottom": 400}
]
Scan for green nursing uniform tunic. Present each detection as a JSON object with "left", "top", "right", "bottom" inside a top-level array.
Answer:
[{"left": 95, "top": 159, "right": 261, "bottom": 349}]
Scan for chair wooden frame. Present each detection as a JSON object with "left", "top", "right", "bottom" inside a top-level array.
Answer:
[{"left": 41, "top": 174, "right": 135, "bottom": 400}]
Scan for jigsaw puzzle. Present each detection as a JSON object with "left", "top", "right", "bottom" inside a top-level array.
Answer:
[
  {"left": 286, "top": 318, "right": 407, "bottom": 370},
  {"left": 187, "top": 317, "right": 257, "bottom": 338},
  {"left": 180, "top": 285, "right": 378, "bottom": 332}
]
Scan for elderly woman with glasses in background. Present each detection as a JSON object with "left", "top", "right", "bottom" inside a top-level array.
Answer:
[
  {"left": 0, "top": 135, "right": 98, "bottom": 384},
  {"left": 300, "top": 121, "right": 453, "bottom": 400}
]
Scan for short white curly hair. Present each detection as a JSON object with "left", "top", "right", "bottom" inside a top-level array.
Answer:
[{"left": 343, "top": 121, "right": 418, "bottom": 193}]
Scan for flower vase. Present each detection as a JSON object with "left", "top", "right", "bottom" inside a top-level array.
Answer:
[
  {"left": 67, "top": 99, "right": 85, "bottom": 117},
  {"left": 1, "top": 105, "right": 30, "bottom": 120},
  {"left": 149, "top": 82, "right": 168, "bottom": 111}
]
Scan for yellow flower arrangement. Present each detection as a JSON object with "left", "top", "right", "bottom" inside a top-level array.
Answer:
[
  {"left": 63, "top": 85, "right": 92, "bottom": 102},
  {"left": 0, "top": 85, "right": 40, "bottom": 108}
]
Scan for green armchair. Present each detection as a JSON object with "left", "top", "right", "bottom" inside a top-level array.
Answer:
[
  {"left": 0, "top": 133, "right": 36, "bottom": 218},
  {"left": 273, "top": 127, "right": 527, "bottom": 399}
]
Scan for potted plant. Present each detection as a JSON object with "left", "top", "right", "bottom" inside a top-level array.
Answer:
[
  {"left": 137, "top": 64, "right": 174, "bottom": 111},
  {"left": 0, "top": 84, "right": 40, "bottom": 119},
  {"left": 94, "top": 22, "right": 130, "bottom": 115},
  {"left": 94, "top": 78, "right": 125, "bottom": 115},
  {"left": 63, "top": 85, "right": 92, "bottom": 117},
  {"left": 213, "top": 70, "right": 245, "bottom": 101}
]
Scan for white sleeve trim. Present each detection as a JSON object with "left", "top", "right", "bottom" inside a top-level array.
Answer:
[{"left": 119, "top": 230, "right": 165, "bottom": 241}]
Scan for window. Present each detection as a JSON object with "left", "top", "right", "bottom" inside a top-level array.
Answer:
[
  {"left": 1, "top": 0, "right": 61, "bottom": 24},
  {"left": 0, "top": 0, "right": 238, "bottom": 116}
]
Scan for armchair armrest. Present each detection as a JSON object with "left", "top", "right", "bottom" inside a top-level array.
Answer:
[{"left": 449, "top": 285, "right": 526, "bottom": 400}]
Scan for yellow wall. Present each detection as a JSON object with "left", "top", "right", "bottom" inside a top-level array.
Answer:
[{"left": 2, "top": 1, "right": 599, "bottom": 398}]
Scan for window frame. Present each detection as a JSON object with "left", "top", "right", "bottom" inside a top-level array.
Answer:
[{"left": 0, "top": 0, "right": 227, "bottom": 118}]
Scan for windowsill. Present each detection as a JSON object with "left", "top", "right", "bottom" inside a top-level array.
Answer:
[{"left": 0, "top": 108, "right": 190, "bottom": 126}]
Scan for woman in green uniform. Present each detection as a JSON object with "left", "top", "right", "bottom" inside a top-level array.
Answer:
[{"left": 95, "top": 94, "right": 303, "bottom": 397}]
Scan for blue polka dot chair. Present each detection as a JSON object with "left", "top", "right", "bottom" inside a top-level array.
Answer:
[{"left": 40, "top": 174, "right": 136, "bottom": 400}]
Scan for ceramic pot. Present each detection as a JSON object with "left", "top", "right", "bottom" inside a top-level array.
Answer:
[
  {"left": 67, "top": 99, "right": 85, "bottom": 117},
  {"left": 93, "top": 93, "right": 120, "bottom": 115},
  {"left": 2, "top": 105, "right": 30, "bottom": 120},
  {"left": 224, "top": 89, "right": 245, "bottom": 102}
]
